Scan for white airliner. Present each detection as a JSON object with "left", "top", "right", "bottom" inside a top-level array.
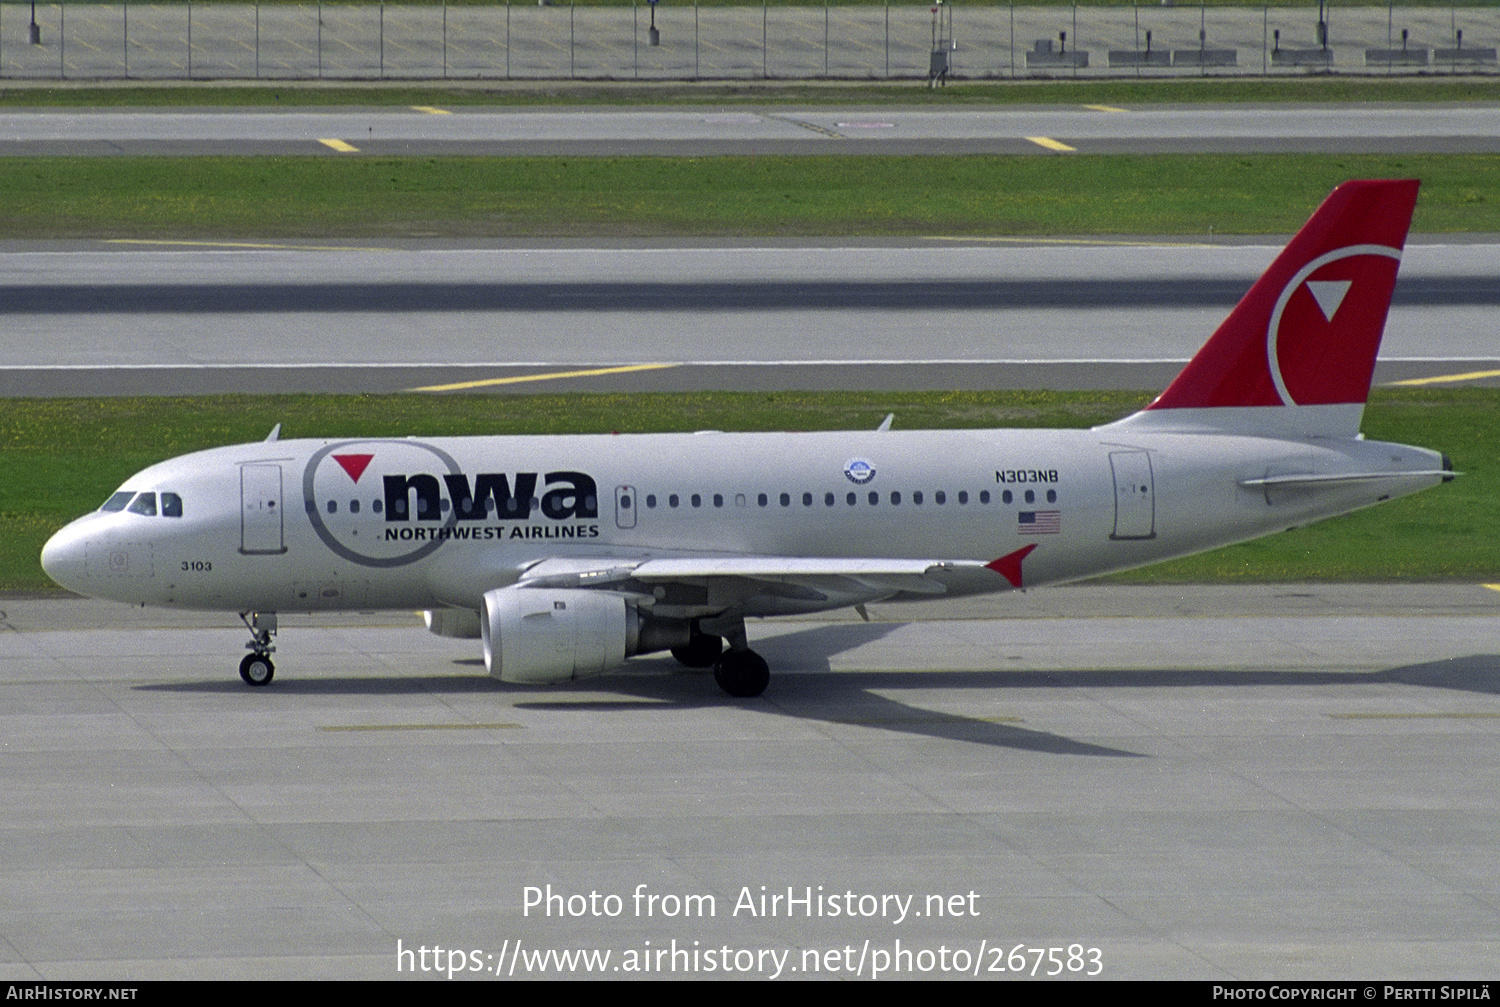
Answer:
[{"left": 42, "top": 179, "right": 1452, "bottom": 697}]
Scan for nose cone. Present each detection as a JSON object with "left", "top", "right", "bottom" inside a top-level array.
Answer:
[{"left": 41, "top": 520, "right": 89, "bottom": 595}]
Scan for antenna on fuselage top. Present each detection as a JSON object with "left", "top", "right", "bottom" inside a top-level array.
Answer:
[{"left": 265, "top": 423, "right": 282, "bottom": 443}]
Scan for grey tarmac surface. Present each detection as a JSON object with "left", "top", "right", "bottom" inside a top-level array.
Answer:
[
  {"left": 3, "top": 104, "right": 1500, "bottom": 157},
  {"left": 2, "top": 239, "right": 1496, "bottom": 396},
  {"left": 3, "top": 583, "right": 1499, "bottom": 979}
]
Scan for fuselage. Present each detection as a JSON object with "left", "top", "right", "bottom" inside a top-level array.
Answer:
[{"left": 41, "top": 424, "right": 1447, "bottom": 617}]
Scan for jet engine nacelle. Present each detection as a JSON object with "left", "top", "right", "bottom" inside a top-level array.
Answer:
[
  {"left": 481, "top": 587, "right": 691, "bottom": 685},
  {"left": 424, "top": 607, "right": 483, "bottom": 639}
]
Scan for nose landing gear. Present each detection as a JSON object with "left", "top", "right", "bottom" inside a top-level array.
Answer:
[{"left": 238, "top": 611, "right": 277, "bottom": 686}]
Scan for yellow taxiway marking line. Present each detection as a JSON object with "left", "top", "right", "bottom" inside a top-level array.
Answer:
[
  {"left": 107, "top": 239, "right": 395, "bottom": 252},
  {"left": 1083, "top": 104, "right": 1128, "bottom": 113},
  {"left": 1026, "top": 136, "right": 1076, "bottom": 152},
  {"left": 321, "top": 722, "right": 524, "bottom": 732},
  {"left": 1327, "top": 712, "right": 1500, "bottom": 720},
  {"left": 1483, "top": 584, "right": 1500, "bottom": 593},
  {"left": 928, "top": 236, "right": 1213, "bottom": 248},
  {"left": 411, "top": 105, "right": 452, "bottom": 115},
  {"left": 409, "top": 363, "right": 677, "bottom": 393},
  {"left": 1387, "top": 369, "right": 1500, "bottom": 387},
  {"left": 318, "top": 138, "right": 360, "bottom": 152}
]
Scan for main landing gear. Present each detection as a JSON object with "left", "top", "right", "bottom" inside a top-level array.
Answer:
[
  {"left": 670, "top": 622, "right": 724, "bottom": 668},
  {"left": 686, "top": 616, "right": 770, "bottom": 699},
  {"left": 238, "top": 611, "right": 277, "bottom": 687},
  {"left": 713, "top": 650, "right": 770, "bottom": 699}
]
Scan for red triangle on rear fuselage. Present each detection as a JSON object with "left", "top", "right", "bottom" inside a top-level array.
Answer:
[{"left": 333, "top": 453, "right": 374, "bottom": 483}]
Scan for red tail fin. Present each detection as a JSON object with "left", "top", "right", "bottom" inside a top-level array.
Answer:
[{"left": 1147, "top": 179, "right": 1418, "bottom": 415}]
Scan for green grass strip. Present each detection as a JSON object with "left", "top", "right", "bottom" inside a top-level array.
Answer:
[
  {"left": 3, "top": 152, "right": 1497, "bottom": 238},
  {"left": 3, "top": 388, "right": 1494, "bottom": 592}
]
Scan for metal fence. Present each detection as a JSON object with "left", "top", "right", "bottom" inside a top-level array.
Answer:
[{"left": 1, "top": 3, "right": 1495, "bottom": 80}]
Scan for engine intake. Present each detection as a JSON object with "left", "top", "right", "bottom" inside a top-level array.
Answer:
[{"left": 481, "top": 587, "right": 689, "bottom": 684}]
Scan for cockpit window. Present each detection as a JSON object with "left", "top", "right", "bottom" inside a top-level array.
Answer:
[
  {"left": 126, "top": 492, "right": 157, "bottom": 516},
  {"left": 100, "top": 491, "right": 134, "bottom": 512},
  {"left": 161, "top": 492, "right": 183, "bottom": 518}
]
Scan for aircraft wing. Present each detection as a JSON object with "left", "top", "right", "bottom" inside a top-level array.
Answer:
[
  {"left": 632, "top": 556, "right": 970, "bottom": 598},
  {"left": 516, "top": 554, "right": 1011, "bottom": 617}
]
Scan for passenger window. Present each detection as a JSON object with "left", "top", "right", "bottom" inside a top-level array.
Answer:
[
  {"left": 757, "top": 493, "right": 768, "bottom": 507},
  {"left": 935, "top": 491, "right": 946, "bottom": 505},
  {"left": 868, "top": 492, "right": 878, "bottom": 506},
  {"left": 713, "top": 494, "right": 724, "bottom": 508},
  {"left": 824, "top": 492, "right": 835, "bottom": 507},
  {"left": 980, "top": 491, "right": 991, "bottom": 504},
  {"left": 326, "top": 500, "right": 338, "bottom": 514},
  {"left": 802, "top": 492, "right": 813, "bottom": 507},
  {"left": 1047, "top": 489, "right": 1057, "bottom": 503},
  {"left": 691, "top": 494, "right": 702, "bottom": 508},
  {"left": 101, "top": 491, "right": 134, "bottom": 512},
  {"left": 891, "top": 492, "right": 901, "bottom": 505},
  {"left": 1002, "top": 490, "right": 1013, "bottom": 504},
  {"left": 161, "top": 492, "right": 183, "bottom": 518},
  {"left": 780, "top": 493, "right": 791, "bottom": 507},
  {"left": 913, "top": 491, "right": 924, "bottom": 505},
  {"left": 846, "top": 492, "right": 856, "bottom": 506},
  {"left": 669, "top": 494, "right": 680, "bottom": 508},
  {"left": 127, "top": 492, "right": 157, "bottom": 516},
  {"left": 646, "top": 494, "right": 657, "bottom": 509},
  {"left": 958, "top": 491, "right": 968, "bottom": 505},
  {"left": 349, "top": 499, "right": 360, "bottom": 514}
]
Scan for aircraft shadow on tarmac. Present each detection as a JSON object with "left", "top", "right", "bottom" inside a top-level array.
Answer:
[{"left": 132, "top": 620, "right": 1500, "bottom": 758}]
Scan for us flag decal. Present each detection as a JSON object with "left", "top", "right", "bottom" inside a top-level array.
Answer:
[{"left": 1018, "top": 511, "right": 1061, "bottom": 535}]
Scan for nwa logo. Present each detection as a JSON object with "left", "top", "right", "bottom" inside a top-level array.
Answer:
[
  {"left": 1266, "top": 243, "right": 1402, "bottom": 407},
  {"left": 303, "top": 440, "right": 599, "bottom": 568},
  {"left": 382, "top": 472, "right": 596, "bottom": 523}
]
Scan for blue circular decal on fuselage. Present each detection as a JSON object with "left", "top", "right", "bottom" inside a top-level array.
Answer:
[{"left": 844, "top": 458, "right": 876, "bottom": 485}]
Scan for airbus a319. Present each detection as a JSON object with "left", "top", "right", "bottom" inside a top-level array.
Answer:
[{"left": 41, "top": 179, "right": 1451, "bottom": 697}]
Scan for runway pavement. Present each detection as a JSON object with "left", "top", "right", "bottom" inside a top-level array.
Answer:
[
  {"left": 3, "top": 583, "right": 1498, "bottom": 979},
  {"left": 3, "top": 104, "right": 1500, "bottom": 156},
  {"left": 1, "top": 239, "right": 1496, "bottom": 396}
]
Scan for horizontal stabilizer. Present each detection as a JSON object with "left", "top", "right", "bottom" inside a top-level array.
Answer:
[{"left": 1239, "top": 470, "right": 1452, "bottom": 488}]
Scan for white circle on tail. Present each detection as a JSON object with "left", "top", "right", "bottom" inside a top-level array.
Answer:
[{"left": 1265, "top": 243, "right": 1401, "bottom": 406}]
